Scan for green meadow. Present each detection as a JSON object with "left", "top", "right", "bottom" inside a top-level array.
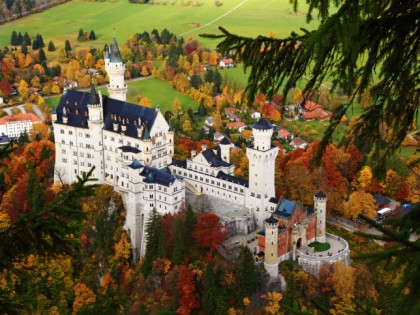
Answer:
[
  {"left": 46, "top": 78, "right": 199, "bottom": 113},
  {"left": 0, "top": 0, "right": 315, "bottom": 50}
]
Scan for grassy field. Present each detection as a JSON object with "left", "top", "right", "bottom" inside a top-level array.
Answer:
[
  {"left": 0, "top": 0, "right": 316, "bottom": 50},
  {"left": 46, "top": 78, "right": 199, "bottom": 113}
]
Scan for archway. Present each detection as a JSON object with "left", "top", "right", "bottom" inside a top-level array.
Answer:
[{"left": 297, "top": 238, "right": 302, "bottom": 248}]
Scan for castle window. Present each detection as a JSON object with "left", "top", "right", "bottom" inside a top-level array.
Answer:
[
  {"left": 66, "top": 100, "right": 69, "bottom": 104},
  {"left": 75, "top": 109, "right": 79, "bottom": 115},
  {"left": 60, "top": 129, "right": 64, "bottom": 134},
  {"left": 85, "top": 111, "right": 88, "bottom": 117},
  {"left": 134, "top": 120, "right": 137, "bottom": 126},
  {"left": 74, "top": 102, "right": 78, "bottom": 106},
  {"left": 67, "top": 108, "right": 71, "bottom": 114},
  {"left": 70, "top": 141, "right": 73, "bottom": 146},
  {"left": 62, "top": 158, "right": 67, "bottom": 163},
  {"left": 126, "top": 118, "right": 130, "bottom": 124},
  {"left": 69, "top": 131, "right": 73, "bottom": 135}
]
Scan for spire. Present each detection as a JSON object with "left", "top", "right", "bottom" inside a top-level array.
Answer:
[
  {"left": 88, "top": 75, "right": 99, "bottom": 105},
  {"left": 143, "top": 124, "right": 151, "bottom": 140},
  {"left": 110, "top": 29, "right": 123, "bottom": 63}
]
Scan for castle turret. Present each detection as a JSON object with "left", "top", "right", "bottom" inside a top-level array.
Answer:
[
  {"left": 264, "top": 215, "right": 279, "bottom": 278},
  {"left": 105, "top": 32, "right": 127, "bottom": 102},
  {"left": 167, "top": 118, "right": 174, "bottom": 162},
  {"left": 246, "top": 119, "right": 279, "bottom": 226},
  {"left": 143, "top": 124, "right": 152, "bottom": 165},
  {"left": 219, "top": 136, "right": 231, "bottom": 163},
  {"left": 314, "top": 191, "right": 327, "bottom": 243},
  {"left": 87, "top": 78, "right": 103, "bottom": 123}
]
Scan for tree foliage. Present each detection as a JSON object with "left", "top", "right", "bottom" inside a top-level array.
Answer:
[{"left": 203, "top": 0, "right": 419, "bottom": 171}]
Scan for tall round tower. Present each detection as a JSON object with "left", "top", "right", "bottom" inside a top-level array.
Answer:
[
  {"left": 105, "top": 33, "right": 127, "bottom": 102},
  {"left": 314, "top": 191, "right": 327, "bottom": 243},
  {"left": 264, "top": 215, "right": 279, "bottom": 278},
  {"left": 246, "top": 119, "right": 278, "bottom": 226}
]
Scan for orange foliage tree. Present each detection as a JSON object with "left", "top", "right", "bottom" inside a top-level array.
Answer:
[{"left": 193, "top": 213, "right": 227, "bottom": 256}]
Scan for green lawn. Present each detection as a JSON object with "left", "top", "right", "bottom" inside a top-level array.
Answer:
[
  {"left": 0, "top": 0, "right": 317, "bottom": 50},
  {"left": 308, "top": 241, "right": 331, "bottom": 252},
  {"left": 46, "top": 78, "right": 198, "bottom": 113}
]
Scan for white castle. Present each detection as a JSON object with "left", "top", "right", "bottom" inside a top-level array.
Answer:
[{"left": 54, "top": 35, "right": 349, "bottom": 273}]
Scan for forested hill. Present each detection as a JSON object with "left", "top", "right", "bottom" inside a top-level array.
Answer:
[{"left": 0, "top": 0, "right": 71, "bottom": 24}]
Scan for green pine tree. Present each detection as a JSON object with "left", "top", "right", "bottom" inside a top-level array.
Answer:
[
  {"left": 89, "top": 30, "right": 96, "bottom": 41},
  {"left": 21, "top": 43, "right": 28, "bottom": 55},
  {"left": 234, "top": 246, "right": 258, "bottom": 302},
  {"left": 172, "top": 217, "right": 186, "bottom": 264},
  {"left": 141, "top": 208, "right": 166, "bottom": 276},
  {"left": 38, "top": 48, "right": 46, "bottom": 63},
  {"left": 11, "top": 31, "right": 18, "bottom": 46},
  {"left": 78, "top": 28, "right": 84, "bottom": 41},
  {"left": 47, "top": 40, "right": 55, "bottom": 52},
  {"left": 64, "top": 40, "right": 72, "bottom": 52}
]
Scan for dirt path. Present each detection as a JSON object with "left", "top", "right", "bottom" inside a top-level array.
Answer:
[{"left": 178, "top": 0, "right": 249, "bottom": 37}]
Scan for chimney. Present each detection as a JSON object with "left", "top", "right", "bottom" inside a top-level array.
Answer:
[
  {"left": 201, "top": 143, "right": 207, "bottom": 152},
  {"left": 191, "top": 149, "right": 196, "bottom": 158}
]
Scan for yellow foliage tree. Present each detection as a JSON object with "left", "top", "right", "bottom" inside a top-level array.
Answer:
[
  {"left": 213, "top": 112, "right": 223, "bottom": 132},
  {"left": 242, "top": 130, "right": 252, "bottom": 140},
  {"left": 343, "top": 190, "right": 377, "bottom": 219},
  {"left": 29, "top": 123, "right": 51, "bottom": 141},
  {"left": 18, "top": 80, "right": 29, "bottom": 101},
  {"left": 293, "top": 88, "right": 302, "bottom": 103},
  {"left": 113, "top": 233, "right": 131, "bottom": 262},
  {"left": 355, "top": 165, "right": 373, "bottom": 191},
  {"left": 182, "top": 119, "right": 193, "bottom": 134},
  {"left": 262, "top": 291, "right": 282, "bottom": 315},
  {"left": 139, "top": 97, "right": 152, "bottom": 108},
  {"left": 84, "top": 52, "right": 95, "bottom": 69},
  {"left": 73, "top": 283, "right": 96, "bottom": 313},
  {"left": 172, "top": 98, "right": 182, "bottom": 117},
  {"left": 51, "top": 85, "right": 61, "bottom": 94},
  {"left": 384, "top": 169, "right": 402, "bottom": 198}
]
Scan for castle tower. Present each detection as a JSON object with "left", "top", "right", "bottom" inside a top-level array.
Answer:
[
  {"left": 246, "top": 119, "right": 279, "bottom": 226},
  {"left": 314, "top": 191, "right": 327, "bottom": 243},
  {"left": 167, "top": 118, "right": 175, "bottom": 164},
  {"left": 143, "top": 124, "right": 152, "bottom": 165},
  {"left": 264, "top": 215, "right": 279, "bottom": 278},
  {"left": 219, "top": 136, "right": 231, "bottom": 163},
  {"left": 87, "top": 79, "right": 105, "bottom": 182},
  {"left": 105, "top": 32, "right": 127, "bottom": 102}
]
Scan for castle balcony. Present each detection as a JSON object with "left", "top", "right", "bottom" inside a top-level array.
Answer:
[{"left": 295, "top": 233, "right": 351, "bottom": 275}]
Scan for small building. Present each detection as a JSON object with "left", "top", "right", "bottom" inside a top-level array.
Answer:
[
  {"left": 219, "top": 58, "right": 235, "bottom": 68},
  {"left": 0, "top": 133, "right": 10, "bottom": 146},
  {"left": 291, "top": 137, "right": 308, "bottom": 149},
  {"left": 277, "top": 128, "right": 293, "bottom": 141},
  {"left": 374, "top": 194, "right": 391, "bottom": 209},
  {"left": 29, "top": 87, "right": 40, "bottom": 95},
  {"left": 213, "top": 132, "right": 225, "bottom": 142},
  {"left": 0, "top": 113, "right": 41, "bottom": 138},
  {"left": 224, "top": 107, "right": 242, "bottom": 122},
  {"left": 205, "top": 116, "right": 214, "bottom": 127},
  {"left": 226, "top": 122, "right": 247, "bottom": 133}
]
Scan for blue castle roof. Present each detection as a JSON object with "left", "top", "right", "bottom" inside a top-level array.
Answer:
[{"left": 55, "top": 90, "right": 158, "bottom": 139}]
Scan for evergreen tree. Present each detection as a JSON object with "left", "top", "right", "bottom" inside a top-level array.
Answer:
[
  {"left": 89, "top": 30, "right": 96, "bottom": 41},
  {"left": 151, "top": 29, "right": 161, "bottom": 44},
  {"left": 78, "top": 28, "right": 84, "bottom": 41},
  {"left": 10, "top": 31, "right": 18, "bottom": 46},
  {"left": 17, "top": 32, "right": 23, "bottom": 45},
  {"left": 198, "top": 98, "right": 207, "bottom": 116},
  {"left": 234, "top": 246, "right": 258, "bottom": 302},
  {"left": 32, "top": 36, "right": 39, "bottom": 50},
  {"left": 21, "top": 43, "right": 28, "bottom": 55},
  {"left": 17, "top": 130, "right": 29, "bottom": 146},
  {"left": 160, "top": 28, "right": 172, "bottom": 45},
  {"left": 203, "top": 264, "right": 228, "bottom": 315},
  {"left": 47, "top": 40, "right": 55, "bottom": 52},
  {"left": 37, "top": 34, "right": 44, "bottom": 48},
  {"left": 190, "top": 74, "right": 202, "bottom": 89},
  {"left": 171, "top": 217, "right": 186, "bottom": 264},
  {"left": 38, "top": 48, "right": 46, "bottom": 63},
  {"left": 64, "top": 40, "right": 72, "bottom": 52},
  {"left": 141, "top": 208, "right": 166, "bottom": 276},
  {"left": 23, "top": 32, "right": 31, "bottom": 45},
  {"left": 207, "top": 0, "right": 419, "bottom": 170}
]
